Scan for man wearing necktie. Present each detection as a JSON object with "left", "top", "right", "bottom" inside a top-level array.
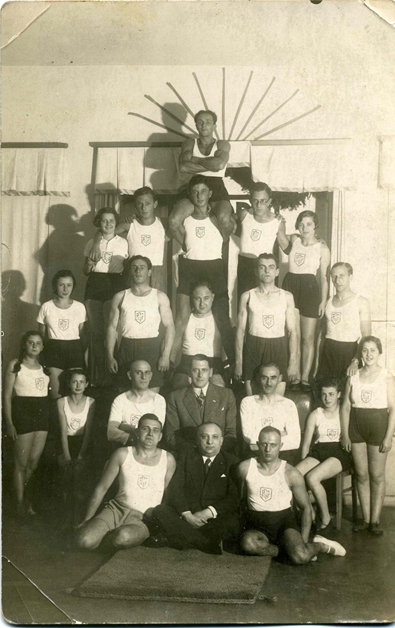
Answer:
[
  {"left": 164, "top": 354, "right": 237, "bottom": 455},
  {"left": 149, "top": 423, "right": 240, "bottom": 554}
]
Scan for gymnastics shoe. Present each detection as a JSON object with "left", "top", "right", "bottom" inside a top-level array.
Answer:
[
  {"left": 352, "top": 520, "right": 369, "bottom": 533},
  {"left": 369, "top": 523, "right": 384, "bottom": 536},
  {"left": 313, "top": 535, "right": 346, "bottom": 556}
]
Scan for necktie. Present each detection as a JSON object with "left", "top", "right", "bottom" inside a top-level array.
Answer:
[
  {"left": 196, "top": 389, "right": 205, "bottom": 419},
  {"left": 204, "top": 457, "right": 211, "bottom": 475}
]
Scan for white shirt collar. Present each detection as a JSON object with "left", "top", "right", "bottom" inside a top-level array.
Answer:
[
  {"left": 202, "top": 454, "right": 217, "bottom": 464},
  {"left": 192, "top": 383, "right": 209, "bottom": 397}
]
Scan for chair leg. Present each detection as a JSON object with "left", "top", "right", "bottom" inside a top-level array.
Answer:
[{"left": 335, "top": 473, "right": 343, "bottom": 531}]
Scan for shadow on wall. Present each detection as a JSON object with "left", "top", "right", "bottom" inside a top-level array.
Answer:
[
  {"left": 34, "top": 204, "right": 87, "bottom": 303},
  {"left": 1, "top": 270, "right": 40, "bottom": 369}
]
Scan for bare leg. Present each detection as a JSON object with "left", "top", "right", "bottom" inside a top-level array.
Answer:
[
  {"left": 367, "top": 444, "right": 388, "bottom": 525},
  {"left": 306, "top": 458, "right": 343, "bottom": 526},
  {"left": 300, "top": 316, "right": 317, "bottom": 384},
  {"left": 24, "top": 431, "right": 48, "bottom": 513},
  {"left": 293, "top": 308, "right": 301, "bottom": 383},
  {"left": 169, "top": 198, "right": 194, "bottom": 244},
  {"left": 14, "top": 433, "right": 35, "bottom": 507},
  {"left": 48, "top": 367, "right": 63, "bottom": 399},
  {"left": 241, "top": 529, "right": 279, "bottom": 557},
  {"left": 108, "top": 523, "right": 150, "bottom": 549},
  {"left": 281, "top": 528, "right": 319, "bottom": 564},
  {"left": 76, "top": 517, "right": 111, "bottom": 550},
  {"left": 351, "top": 442, "right": 370, "bottom": 524}
]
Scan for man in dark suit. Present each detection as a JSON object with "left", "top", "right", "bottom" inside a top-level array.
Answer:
[
  {"left": 164, "top": 354, "right": 237, "bottom": 454},
  {"left": 149, "top": 422, "right": 240, "bottom": 554}
]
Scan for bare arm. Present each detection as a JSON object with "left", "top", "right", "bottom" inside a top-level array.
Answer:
[
  {"left": 106, "top": 291, "right": 123, "bottom": 373},
  {"left": 283, "top": 402, "right": 301, "bottom": 451},
  {"left": 179, "top": 138, "right": 207, "bottom": 174},
  {"left": 276, "top": 216, "right": 290, "bottom": 252},
  {"left": 240, "top": 399, "right": 258, "bottom": 451},
  {"left": 346, "top": 296, "right": 372, "bottom": 376},
  {"left": 179, "top": 139, "right": 230, "bottom": 174},
  {"left": 78, "top": 399, "right": 96, "bottom": 459},
  {"left": 107, "top": 396, "right": 131, "bottom": 445},
  {"left": 318, "top": 243, "right": 331, "bottom": 318},
  {"left": 158, "top": 292, "right": 175, "bottom": 372},
  {"left": 164, "top": 452, "right": 177, "bottom": 489},
  {"left": 287, "top": 466, "right": 312, "bottom": 543},
  {"left": 3, "top": 360, "right": 18, "bottom": 440},
  {"left": 57, "top": 398, "right": 72, "bottom": 460},
  {"left": 285, "top": 291, "right": 298, "bottom": 381},
  {"left": 380, "top": 373, "right": 395, "bottom": 453},
  {"left": 234, "top": 292, "right": 249, "bottom": 380},
  {"left": 340, "top": 378, "right": 352, "bottom": 452},
  {"left": 300, "top": 412, "right": 317, "bottom": 460},
  {"left": 83, "top": 256, "right": 95, "bottom": 276},
  {"left": 82, "top": 448, "right": 126, "bottom": 523},
  {"left": 38, "top": 323, "right": 46, "bottom": 337}
]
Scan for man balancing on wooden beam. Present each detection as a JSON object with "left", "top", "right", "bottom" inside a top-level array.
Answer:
[
  {"left": 76, "top": 414, "right": 176, "bottom": 551},
  {"left": 238, "top": 426, "right": 347, "bottom": 565}
]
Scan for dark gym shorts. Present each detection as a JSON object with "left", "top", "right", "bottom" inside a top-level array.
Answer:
[
  {"left": 317, "top": 338, "right": 358, "bottom": 380},
  {"left": 84, "top": 272, "right": 126, "bottom": 303},
  {"left": 178, "top": 257, "right": 228, "bottom": 297},
  {"left": 44, "top": 339, "right": 85, "bottom": 370},
  {"left": 310, "top": 442, "right": 351, "bottom": 471},
  {"left": 244, "top": 508, "right": 299, "bottom": 545},
  {"left": 201, "top": 176, "right": 230, "bottom": 202},
  {"left": 243, "top": 332, "right": 288, "bottom": 382},
  {"left": 237, "top": 255, "right": 259, "bottom": 299},
  {"left": 349, "top": 407, "right": 388, "bottom": 446},
  {"left": 282, "top": 273, "right": 320, "bottom": 319},
  {"left": 118, "top": 336, "right": 164, "bottom": 388},
  {"left": 12, "top": 396, "right": 50, "bottom": 435},
  {"left": 176, "top": 353, "right": 224, "bottom": 376}
]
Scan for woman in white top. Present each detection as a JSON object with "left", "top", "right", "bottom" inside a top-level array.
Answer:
[
  {"left": 38, "top": 269, "right": 87, "bottom": 398},
  {"left": 282, "top": 210, "right": 331, "bottom": 391},
  {"left": 3, "top": 331, "right": 50, "bottom": 517},
  {"left": 83, "top": 207, "right": 129, "bottom": 385},
  {"left": 297, "top": 378, "right": 350, "bottom": 530},
  {"left": 341, "top": 336, "right": 395, "bottom": 535},
  {"left": 57, "top": 368, "right": 95, "bottom": 526}
]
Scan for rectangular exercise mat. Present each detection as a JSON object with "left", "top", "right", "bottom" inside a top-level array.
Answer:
[{"left": 72, "top": 546, "right": 271, "bottom": 605}]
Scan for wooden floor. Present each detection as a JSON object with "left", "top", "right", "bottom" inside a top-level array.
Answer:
[{"left": 2, "top": 504, "right": 395, "bottom": 625}]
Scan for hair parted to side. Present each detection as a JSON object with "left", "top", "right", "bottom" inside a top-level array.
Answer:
[
  {"left": 128, "top": 254, "right": 153, "bottom": 271},
  {"left": 194, "top": 110, "right": 217, "bottom": 125},
  {"left": 331, "top": 262, "right": 353, "bottom": 276},
  {"left": 191, "top": 353, "right": 211, "bottom": 366},
  {"left": 52, "top": 269, "right": 76, "bottom": 293},
  {"left": 65, "top": 367, "right": 88, "bottom": 388},
  {"left": 249, "top": 182, "right": 272, "bottom": 198},
  {"left": 295, "top": 210, "right": 318, "bottom": 231},
  {"left": 134, "top": 186, "right": 156, "bottom": 202},
  {"left": 317, "top": 376, "right": 342, "bottom": 393},
  {"left": 137, "top": 413, "right": 162, "bottom": 429},
  {"left": 255, "top": 253, "right": 279, "bottom": 269},
  {"left": 93, "top": 206, "right": 119, "bottom": 228},
  {"left": 188, "top": 174, "right": 212, "bottom": 196},
  {"left": 358, "top": 335, "right": 383, "bottom": 357},
  {"left": 13, "top": 330, "right": 48, "bottom": 375}
]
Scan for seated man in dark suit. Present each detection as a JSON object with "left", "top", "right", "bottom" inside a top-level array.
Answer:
[
  {"left": 164, "top": 354, "right": 237, "bottom": 455},
  {"left": 149, "top": 422, "right": 240, "bottom": 554}
]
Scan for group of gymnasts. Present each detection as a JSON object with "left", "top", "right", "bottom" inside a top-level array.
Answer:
[{"left": 3, "top": 109, "right": 394, "bottom": 547}]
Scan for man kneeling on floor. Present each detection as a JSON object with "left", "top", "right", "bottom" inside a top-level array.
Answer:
[
  {"left": 149, "top": 422, "right": 240, "bottom": 554},
  {"left": 237, "top": 426, "right": 346, "bottom": 564},
  {"left": 76, "top": 414, "right": 176, "bottom": 551}
]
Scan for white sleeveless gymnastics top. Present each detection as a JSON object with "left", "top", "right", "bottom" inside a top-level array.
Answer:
[
  {"left": 248, "top": 289, "right": 287, "bottom": 338},
  {"left": 120, "top": 289, "right": 161, "bottom": 339},
  {"left": 310, "top": 407, "right": 341, "bottom": 444},
  {"left": 184, "top": 215, "right": 223, "bottom": 261},
  {"left": 325, "top": 294, "right": 361, "bottom": 342},
  {"left": 116, "top": 448, "right": 167, "bottom": 513},
  {"left": 288, "top": 238, "right": 321, "bottom": 275},
  {"left": 182, "top": 312, "right": 222, "bottom": 357},
  {"left": 14, "top": 364, "right": 50, "bottom": 397},
  {"left": 192, "top": 139, "right": 227, "bottom": 178},
  {"left": 350, "top": 368, "right": 388, "bottom": 409},
  {"left": 126, "top": 218, "right": 165, "bottom": 266},
  {"left": 239, "top": 213, "right": 279, "bottom": 258},
  {"left": 64, "top": 396, "right": 90, "bottom": 436},
  {"left": 246, "top": 458, "right": 292, "bottom": 512},
  {"left": 84, "top": 236, "right": 128, "bottom": 274}
]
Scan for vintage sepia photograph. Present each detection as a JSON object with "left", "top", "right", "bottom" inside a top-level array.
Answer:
[{"left": 2, "top": 0, "right": 395, "bottom": 623}]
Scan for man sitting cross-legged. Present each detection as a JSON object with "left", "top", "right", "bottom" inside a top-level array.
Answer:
[
  {"left": 76, "top": 414, "right": 176, "bottom": 551},
  {"left": 237, "top": 426, "right": 346, "bottom": 565},
  {"left": 149, "top": 422, "right": 240, "bottom": 554}
]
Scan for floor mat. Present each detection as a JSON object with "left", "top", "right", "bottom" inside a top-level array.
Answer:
[{"left": 72, "top": 546, "right": 271, "bottom": 605}]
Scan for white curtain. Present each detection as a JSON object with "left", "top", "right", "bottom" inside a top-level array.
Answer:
[{"left": 2, "top": 148, "right": 70, "bottom": 196}]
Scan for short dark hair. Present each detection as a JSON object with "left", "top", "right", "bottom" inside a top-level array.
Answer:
[
  {"left": 331, "top": 262, "right": 353, "bottom": 276},
  {"left": 258, "top": 426, "right": 282, "bottom": 440},
  {"left": 138, "top": 413, "right": 162, "bottom": 430},
  {"left": 128, "top": 254, "right": 153, "bottom": 271},
  {"left": 256, "top": 253, "right": 279, "bottom": 270},
  {"left": 358, "top": 335, "right": 383, "bottom": 357},
  {"left": 194, "top": 110, "right": 217, "bottom": 125},
  {"left": 65, "top": 367, "right": 88, "bottom": 388},
  {"left": 52, "top": 269, "right": 76, "bottom": 294},
  {"left": 93, "top": 206, "right": 119, "bottom": 228},
  {"left": 188, "top": 174, "right": 212, "bottom": 196},
  {"left": 317, "top": 377, "right": 341, "bottom": 394},
  {"left": 190, "top": 280, "right": 214, "bottom": 296},
  {"left": 295, "top": 210, "right": 318, "bottom": 231},
  {"left": 134, "top": 187, "right": 156, "bottom": 203},
  {"left": 250, "top": 182, "right": 272, "bottom": 198},
  {"left": 191, "top": 354, "right": 211, "bottom": 368}
]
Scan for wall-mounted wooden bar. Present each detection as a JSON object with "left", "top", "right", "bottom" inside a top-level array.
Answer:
[
  {"left": 89, "top": 138, "right": 350, "bottom": 149},
  {"left": 2, "top": 142, "right": 69, "bottom": 148}
]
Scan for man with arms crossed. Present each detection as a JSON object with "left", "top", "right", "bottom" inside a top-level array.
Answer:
[
  {"left": 76, "top": 414, "right": 176, "bottom": 551},
  {"left": 238, "top": 426, "right": 346, "bottom": 564}
]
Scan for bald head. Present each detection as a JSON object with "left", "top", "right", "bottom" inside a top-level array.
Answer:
[
  {"left": 127, "top": 360, "right": 152, "bottom": 389},
  {"left": 197, "top": 422, "right": 223, "bottom": 457}
]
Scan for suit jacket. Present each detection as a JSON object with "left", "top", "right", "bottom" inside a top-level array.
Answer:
[
  {"left": 164, "top": 383, "right": 237, "bottom": 454},
  {"left": 167, "top": 448, "right": 240, "bottom": 517}
]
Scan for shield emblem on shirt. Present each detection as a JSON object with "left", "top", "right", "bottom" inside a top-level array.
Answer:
[
  {"left": 102, "top": 251, "right": 113, "bottom": 265},
  {"left": 261, "top": 417, "right": 274, "bottom": 428},
  {"left": 262, "top": 315, "right": 274, "bottom": 329},
  {"left": 361, "top": 390, "right": 372, "bottom": 404},
  {"left": 327, "top": 429, "right": 339, "bottom": 440},
  {"left": 70, "top": 418, "right": 81, "bottom": 432},
  {"left": 130, "top": 414, "right": 141, "bottom": 427},
  {"left": 250, "top": 229, "right": 262, "bottom": 242},
  {"left": 141, "top": 235, "right": 151, "bottom": 247},
  {"left": 294, "top": 252, "right": 306, "bottom": 267},
  {"left": 137, "top": 475, "right": 150, "bottom": 490},
  {"left": 196, "top": 227, "right": 205, "bottom": 238},
  {"left": 195, "top": 328, "right": 206, "bottom": 341},
  {"left": 35, "top": 377, "right": 44, "bottom": 391},
  {"left": 58, "top": 319, "right": 69, "bottom": 331},
  {"left": 331, "top": 312, "right": 341, "bottom": 325},
  {"left": 260, "top": 487, "right": 272, "bottom": 502},
  {"left": 135, "top": 311, "right": 146, "bottom": 324}
]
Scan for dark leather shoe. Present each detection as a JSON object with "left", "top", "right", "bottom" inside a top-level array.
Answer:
[
  {"left": 352, "top": 521, "right": 369, "bottom": 533},
  {"left": 144, "top": 533, "right": 169, "bottom": 548},
  {"left": 288, "top": 381, "right": 300, "bottom": 392},
  {"left": 369, "top": 523, "right": 384, "bottom": 536},
  {"left": 300, "top": 381, "right": 312, "bottom": 392}
]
